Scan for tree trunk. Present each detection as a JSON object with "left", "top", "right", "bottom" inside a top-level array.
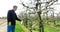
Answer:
[{"left": 38, "top": 11, "right": 44, "bottom": 32}]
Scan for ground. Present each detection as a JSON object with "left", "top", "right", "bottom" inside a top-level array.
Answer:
[
  {"left": 0, "top": 19, "right": 29, "bottom": 32},
  {"left": 0, "top": 19, "right": 60, "bottom": 32},
  {"left": 0, "top": 19, "right": 7, "bottom": 32}
]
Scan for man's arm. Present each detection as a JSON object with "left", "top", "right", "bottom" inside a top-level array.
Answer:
[
  {"left": 7, "top": 10, "right": 12, "bottom": 25},
  {"left": 15, "top": 14, "right": 21, "bottom": 21}
]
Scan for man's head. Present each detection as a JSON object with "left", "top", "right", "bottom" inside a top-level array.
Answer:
[{"left": 13, "top": 5, "right": 18, "bottom": 11}]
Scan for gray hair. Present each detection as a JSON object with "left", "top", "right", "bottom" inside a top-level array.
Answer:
[{"left": 13, "top": 5, "right": 18, "bottom": 8}]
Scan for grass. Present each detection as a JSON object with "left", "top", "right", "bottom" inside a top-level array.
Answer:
[
  {"left": 44, "top": 25, "right": 60, "bottom": 32},
  {"left": 14, "top": 20, "right": 60, "bottom": 32},
  {"left": 31, "top": 20, "right": 60, "bottom": 32},
  {"left": 32, "top": 25, "right": 60, "bottom": 32},
  {"left": 15, "top": 21, "right": 25, "bottom": 32}
]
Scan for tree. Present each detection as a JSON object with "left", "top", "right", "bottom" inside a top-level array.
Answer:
[{"left": 19, "top": 0, "right": 58, "bottom": 32}]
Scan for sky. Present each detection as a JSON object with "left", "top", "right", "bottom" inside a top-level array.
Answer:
[
  {"left": 0, "top": 0, "right": 60, "bottom": 17},
  {"left": 0, "top": 0, "right": 22, "bottom": 17}
]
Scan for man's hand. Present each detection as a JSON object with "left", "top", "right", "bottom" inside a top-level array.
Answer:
[
  {"left": 20, "top": 18, "right": 24, "bottom": 24},
  {"left": 21, "top": 20, "right": 23, "bottom": 24}
]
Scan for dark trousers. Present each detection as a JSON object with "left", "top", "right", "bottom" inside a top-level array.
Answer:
[{"left": 7, "top": 25, "right": 15, "bottom": 32}]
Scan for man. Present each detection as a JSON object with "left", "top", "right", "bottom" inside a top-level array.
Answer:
[{"left": 7, "top": 5, "right": 21, "bottom": 32}]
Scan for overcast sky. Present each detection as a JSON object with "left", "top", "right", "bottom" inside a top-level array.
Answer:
[{"left": 0, "top": 0, "right": 60, "bottom": 17}]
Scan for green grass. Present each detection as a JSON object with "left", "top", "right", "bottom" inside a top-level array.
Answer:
[
  {"left": 44, "top": 25, "right": 60, "bottom": 32},
  {"left": 15, "top": 21, "right": 25, "bottom": 32},
  {"left": 44, "top": 20, "right": 60, "bottom": 32},
  {"left": 14, "top": 20, "right": 60, "bottom": 32},
  {"left": 31, "top": 20, "right": 60, "bottom": 32},
  {"left": 32, "top": 25, "right": 60, "bottom": 32}
]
